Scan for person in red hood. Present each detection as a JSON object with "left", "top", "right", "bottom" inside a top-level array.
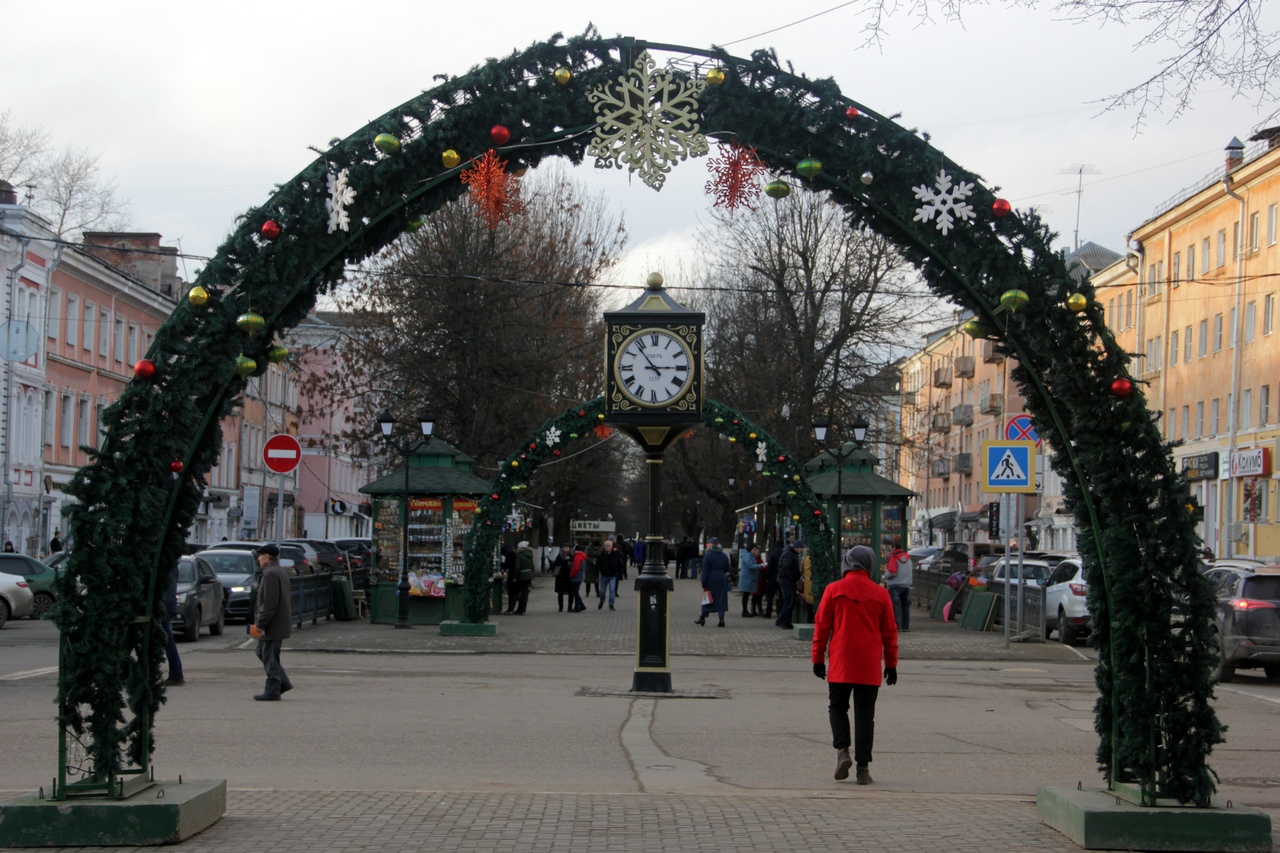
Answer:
[{"left": 811, "top": 544, "right": 899, "bottom": 784}]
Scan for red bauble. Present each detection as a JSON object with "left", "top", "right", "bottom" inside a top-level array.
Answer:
[
  {"left": 813, "top": 509, "right": 823, "bottom": 517},
  {"left": 134, "top": 359, "right": 156, "bottom": 380},
  {"left": 170, "top": 460, "right": 184, "bottom": 474},
  {"left": 260, "top": 220, "right": 282, "bottom": 240},
  {"left": 992, "top": 198, "right": 1012, "bottom": 218},
  {"left": 578, "top": 410, "right": 586, "bottom": 417},
  {"left": 1110, "top": 378, "right": 1133, "bottom": 397},
  {"left": 519, "top": 453, "right": 527, "bottom": 460},
  {"left": 732, "top": 419, "right": 739, "bottom": 425},
  {"left": 777, "top": 454, "right": 787, "bottom": 463},
  {"left": 553, "top": 449, "right": 561, "bottom": 457},
  {"left": 845, "top": 106, "right": 860, "bottom": 120},
  {"left": 528, "top": 443, "right": 537, "bottom": 450},
  {"left": 490, "top": 124, "right": 510, "bottom": 145},
  {"left": 492, "top": 493, "right": 501, "bottom": 501}
]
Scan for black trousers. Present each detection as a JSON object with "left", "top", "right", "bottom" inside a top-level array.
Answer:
[
  {"left": 512, "top": 579, "right": 531, "bottom": 613},
  {"left": 828, "top": 682, "right": 879, "bottom": 765}
]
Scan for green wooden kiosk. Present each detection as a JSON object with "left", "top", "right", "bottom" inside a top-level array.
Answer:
[
  {"left": 359, "top": 437, "right": 491, "bottom": 625},
  {"left": 805, "top": 444, "right": 914, "bottom": 582}
]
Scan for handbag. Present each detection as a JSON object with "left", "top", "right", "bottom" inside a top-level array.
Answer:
[{"left": 700, "top": 589, "right": 712, "bottom": 606}]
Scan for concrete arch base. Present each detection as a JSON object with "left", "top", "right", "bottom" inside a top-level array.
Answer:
[
  {"left": 0, "top": 778, "right": 225, "bottom": 847},
  {"left": 1037, "top": 786, "right": 1272, "bottom": 852}
]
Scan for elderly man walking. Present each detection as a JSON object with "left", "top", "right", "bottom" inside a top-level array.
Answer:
[
  {"left": 250, "top": 543, "right": 293, "bottom": 701},
  {"left": 811, "top": 545, "right": 899, "bottom": 784}
]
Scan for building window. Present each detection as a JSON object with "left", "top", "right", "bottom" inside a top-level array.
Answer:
[
  {"left": 1201, "top": 237, "right": 1210, "bottom": 273},
  {"left": 1265, "top": 294, "right": 1275, "bottom": 336},
  {"left": 1153, "top": 335, "right": 1162, "bottom": 370},
  {"left": 1170, "top": 330, "right": 1178, "bottom": 365},
  {"left": 1181, "top": 406, "right": 1189, "bottom": 439},
  {"left": 48, "top": 291, "right": 60, "bottom": 341},
  {"left": 127, "top": 324, "right": 138, "bottom": 364},
  {"left": 1187, "top": 245, "right": 1195, "bottom": 280},
  {"left": 114, "top": 318, "right": 124, "bottom": 363},
  {"left": 1241, "top": 389, "right": 1252, "bottom": 430},
  {"left": 1211, "top": 398, "right": 1220, "bottom": 436},
  {"left": 83, "top": 302, "right": 95, "bottom": 351},
  {"left": 44, "top": 390, "right": 55, "bottom": 445},
  {"left": 1230, "top": 306, "right": 1237, "bottom": 348},
  {"left": 1213, "top": 314, "right": 1223, "bottom": 352},
  {"left": 1269, "top": 203, "right": 1278, "bottom": 246},
  {"left": 1184, "top": 325, "right": 1192, "bottom": 362},
  {"left": 78, "top": 397, "right": 91, "bottom": 446},
  {"left": 1263, "top": 386, "right": 1271, "bottom": 426},
  {"left": 60, "top": 394, "right": 73, "bottom": 448},
  {"left": 1233, "top": 222, "right": 1240, "bottom": 260},
  {"left": 1250, "top": 212, "right": 1260, "bottom": 252},
  {"left": 1195, "top": 402, "right": 1204, "bottom": 438},
  {"left": 1125, "top": 291, "right": 1133, "bottom": 328},
  {"left": 1108, "top": 298, "right": 1115, "bottom": 323},
  {"left": 1217, "top": 229, "right": 1226, "bottom": 267},
  {"left": 1172, "top": 252, "right": 1181, "bottom": 286},
  {"left": 99, "top": 311, "right": 109, "bottom": 357},
  {"left": 65, "top": 297, "right": 79, "bottom": 348},
  {"left": 1199, "top": 319, "right": 1208, "bottom": 357},
  {"left": 1168, "top": 409, "right": 1176, "bottom": 440},
  {"left": 1147, "top": 264, "right": 1157, "bottom": 296},
  {"left": 1245, "top": 301, "right": 1256, "bottom": 343},
  {"left": 96, "top": 403, "right": 106, "bottom": 449}
]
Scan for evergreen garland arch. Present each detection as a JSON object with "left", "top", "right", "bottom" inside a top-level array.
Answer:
[{"left": 57, "top": 29, "right": 1220, "bottom": 805}]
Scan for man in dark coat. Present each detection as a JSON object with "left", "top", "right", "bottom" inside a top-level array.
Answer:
[
  {"left": 596, "top": 538, "right": 624, "bottom": 610},
  {"left": 250, "top": 543, "right": 292, "bottom": 701},
  {"left": 775, "top": 540, "right": 805, "bottom": 630},
  {"left": 764, "top": 543, "right": 783, "bottom": 618},
  {"left": 695, "top": 537, "right": 731, "bottom": 627},
  {"left": 512, "top": 541, "right": 535, "bottom": 614},
  {"left": 501, "top": 542, "right": 517, "bottom": 614}
]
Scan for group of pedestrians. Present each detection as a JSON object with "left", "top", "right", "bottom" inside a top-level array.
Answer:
[{"left": 506, "top": 536, "right": 630, "bottom": 615}]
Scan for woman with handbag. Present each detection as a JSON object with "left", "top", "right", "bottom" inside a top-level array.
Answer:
[{"left": 696, "top": 538, "right": 731, "bottom": 627}]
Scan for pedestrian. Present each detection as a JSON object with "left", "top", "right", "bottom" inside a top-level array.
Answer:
[
  {"left": 737, "top": 545, "right": 762, "bottom": 618},
  {"left": 775, "top": 540, "right": 805, "bottom": 629},
  {"left": 553, "top": 544, "right": 574, "bottom": 612},
  {"left": 673, "top": 537, "right": 690, "bottom": 579},
  {"left": 695, "top": 537, "right": 730, "bottom": 627},
  {"left": 811, "top": 545, "right": 899, "bottom": 784},
  {"left": 49, "top": 529, "right": 63, "bottom": 554},
  {"left": 584, "top": 539, "right": 602, "bottom": 599},
  {"left": 512, "top": 541, "right": 535, "bottom": 614},
  {"left": 616, "top": 536, "right": 629, "bottom": 583},
  {"left": 884, "top": 540, "right": 913, "bottom": 632},
  {"left": 3, "top": 540, "right": 14, "bottom": 553},
  {"left": 249, "top": 543, "right": 292, "bottom": 701},
  {"left": 633, "top": 537, "right": 645, "bottom": 569},
  {"left": 596, "top": 538, "right": 623, "bottom": 610},
  {"left": 764, "top": 542, "right": 782, "bottom": 618},
  {"left": 501, "top": 542, "right": 517, "bottom": 614},
  {"left": 162, "top": 559, "right": 184, "bottom": 687},
  {"left": 569, "top": 545, "right": 588, "bottom": 612}
]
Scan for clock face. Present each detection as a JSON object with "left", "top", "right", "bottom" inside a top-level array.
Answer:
[{"left": 615, "top": 328, "right": 694, "bottom": 406}]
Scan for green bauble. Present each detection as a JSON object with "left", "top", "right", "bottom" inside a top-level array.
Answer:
[
  {"left": 962, "top": 319, "right": 989, "bottom": 339},
  {"left": 407, "top": 216, "right": 425, "bottom": 232},
  {"left": 234, "top": 354, "right": 257, "bottom": 378},
  {"left": 1000, "top": 289, "right": 1030, "bottom": 313},
  {"left": 374, "top": 133, "right": 401, "bottom": 154},
  {"left": 236, "top": 311, "right": 265, "bottom": 336},
  {"left": 266, "top": 344, "right": 289, "bottom": 363},
  {"left": 764, "top": 179, "right": 791, "bottom": 199},
  {"left": 796, "top": 158, "right": 822, "bottom": 180}
]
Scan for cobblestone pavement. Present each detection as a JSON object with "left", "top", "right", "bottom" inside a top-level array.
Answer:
[{"left": 286, "top": 574, "right": 1095, "bottom": 663}]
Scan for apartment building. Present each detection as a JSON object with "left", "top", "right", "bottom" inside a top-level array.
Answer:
[{"left": 1124, "top": 130, "right": 1280, "bottom": 560}]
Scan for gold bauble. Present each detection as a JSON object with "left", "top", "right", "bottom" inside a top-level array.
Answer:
[
  {"left": 647, "top": 271, "right": 664, "bottom": 287},
  {"left": 266, "top": 344, "right": 289, "bottom": 363},
  {"left": 791, "top": 514, "right": 801, "bottom": 522},
  {"left": 705, "top": 67, "right": 726, "bottom": 86},
  {"left": 234, "top": 354, "right": 256, "bottom": 378},
  {"left": 236, "top": 311, "right": 265, "bottom": 337},
  {"left": 187, "top": 285, "right": 209, "bottom": 307},
  {"left": 962, "top": 319, "right": 989, "bottom": 339},
  {"left": 764, "top": 179, "right": 791, "bottom": 199},
  {"left": 553, "top": 67, "right": 572, "bottom": 85},
  {"left": 442, "top": 149, "right": 461, "bottom": 169},
  {"left": 1067, "top": 293, "right": 1088, "bottom": 313},
  {"left": 374, "top": 133, "right": 401, "bottom": 154},
  {"left": 1000, "top": 289, "right": 1030, "bottom": 313}
]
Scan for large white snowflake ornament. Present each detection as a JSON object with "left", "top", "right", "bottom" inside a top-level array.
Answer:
[
  {"left": 544, "top": 426, "right": 562, "bottom": 447},
  {"left": 912, "top": 169, "right": 976, "bottom": 235},
  {"left": 325, "top": 168, "right": 357, "bottom": 234},
  {"left": 756, "top": 441, "right": 768, "bottom": 463},
  {"left": 586, "top": 51, "right": 709, "bottom": 191}
]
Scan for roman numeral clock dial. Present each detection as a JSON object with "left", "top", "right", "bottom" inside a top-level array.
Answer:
[{"left": 617, "top": 330, "right": 692, "bottom": 406}]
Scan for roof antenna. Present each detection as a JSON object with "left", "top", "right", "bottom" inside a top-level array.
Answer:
[{"left": 1058, "top": 164, "right": 1100, "bottom": 251}]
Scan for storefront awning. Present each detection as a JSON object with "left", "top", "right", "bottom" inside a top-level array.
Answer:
[{"left": 929, "top": 511, "right": 958, "bottom": 530}]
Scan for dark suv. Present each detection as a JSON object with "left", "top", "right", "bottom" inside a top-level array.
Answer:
[
  {"left": 286, "top": 539, "right": 346, "bottom": 573},
  {"left": 1202, "top": 564, "right": 1280, "bottom": 682}
]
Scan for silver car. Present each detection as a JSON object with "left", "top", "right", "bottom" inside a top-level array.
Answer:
[{"left": 0, "top": 571, "right": 35, "bottom": 628}]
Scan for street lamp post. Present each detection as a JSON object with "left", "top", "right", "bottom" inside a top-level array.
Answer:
[
  {"left": 377, "top": 409, "right": 435, "bottom": 630},
  {"left": 812, "top": 414, "right": 869, "bottom": 568}
]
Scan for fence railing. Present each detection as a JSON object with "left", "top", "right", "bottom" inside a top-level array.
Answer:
[{"left": 292, "top": 572, "right": 333, "bottom": 628}]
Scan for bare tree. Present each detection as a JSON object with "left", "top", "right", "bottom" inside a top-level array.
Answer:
[{"left": 0, "top": 111, "right": 128, "bottom": 236}]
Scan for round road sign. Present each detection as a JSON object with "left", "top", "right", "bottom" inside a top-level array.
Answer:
[{"left": 263, "top": 433, "right": 302, "bottom": 474}]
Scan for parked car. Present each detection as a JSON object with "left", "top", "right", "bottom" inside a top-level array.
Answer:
[
  {"left": 1203, "top": 564, "right": 1280, "bottom": 682},
  {"left": 908, "top": 545, "right": 942, "bottom": 565},
  {"left": 172, "top": 555, "right": 226, "bottom": 642},
  {"left": 0, "top": 553, "right": 60, "bottom": 619},
  {"left": 206, "top": 540, "right": 314, "bottom": 573},
  {"left": 197, "top": 549, "right": 259, "bottom": 623},
  {"left": 285, "top": 538, "right": 345, "bottom": 573},
  {"left": 1043, "top": 557, "right": 1090, "bottom": 644},
  {"left": 0, "top": 571, "right": 35, "bottom": 628},
  {"left": 985, "top": 557, "right": 1053, "bottom": 587},
  {"left": 334, "top": 537, "right": 372, "bottom": 569}
]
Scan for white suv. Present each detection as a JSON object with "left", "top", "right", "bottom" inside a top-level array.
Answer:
[{"left": 1043, "top": 558, "right": 1090, "bottom": 644}]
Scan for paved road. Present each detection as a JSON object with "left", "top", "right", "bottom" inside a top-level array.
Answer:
[{"left": 1, "top": 575, "right": 1276, "bottom": 852}]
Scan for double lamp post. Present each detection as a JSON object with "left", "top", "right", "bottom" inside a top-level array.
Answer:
[
  {"left": 377, "top": 410, "right": 435, "bottom": 629},
  {"left": 811, "top": 414, "right": 869, "bottom": 565}
]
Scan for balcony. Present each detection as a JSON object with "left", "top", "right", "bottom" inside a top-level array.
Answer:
[
  {"left": 952, "top": 404, "right": 974, "bottom": 427},
  {"left": 952, "top": 452, "right": 973, "bottom": 474},
  {"left": 931, "top": 459, "right": 951, "bottom": 478},
  {"left": 931, "top": 413, "right": 952, "bottom": 433},
  {"left": 900, "top": 390, "right": 917, "bottom": 406},
  {"left": 933, "top": 367, "right": 952, "bottom": 388},
  {"left": 982, "top": 340, "right": 1004, "bottom": 363},
  {"left": 954, "top": 356, "right": 975, "bottom": 378},
  {"left": 980, "top": 393, "right": 1004, "bottom": 415}
]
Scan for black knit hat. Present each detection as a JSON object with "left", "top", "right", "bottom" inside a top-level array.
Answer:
[{"left": 256, "top": 543, "right": 280, "bottom": 558}]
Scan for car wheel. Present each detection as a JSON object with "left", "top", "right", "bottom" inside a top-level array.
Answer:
[
  {"left": 209, "top": 608, "right": 224, "bottom": 636},
  {"left": 1057, "top": 607, "right": 1074, "bottom": 644},
  {"left": 0, "top": 600, "right": 9, "bottom": 629},
  {"left": 1211, "top": 631, "right": 1235, "bottom": 683},
  {"left": 31, "top": 592, "right": 55, "bottom": 620},
  {"left": 183, "top": 609, "right": 200, "bottom": 642}
]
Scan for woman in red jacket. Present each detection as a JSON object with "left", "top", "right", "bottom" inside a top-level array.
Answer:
[{"left": 811, "top": 545, "right": 899, "bottom": 784}]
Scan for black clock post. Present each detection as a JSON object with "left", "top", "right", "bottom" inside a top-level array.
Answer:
[{"left": 604, "top": 273, "right": 705, "bottom": 693}]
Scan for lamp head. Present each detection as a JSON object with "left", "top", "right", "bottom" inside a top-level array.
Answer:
[
  {"left": 851, "top": 415, "right": 869, "bottom": 444},
  {"left": 376, "top": 410, "right": 395, "bottom": 439},
  {"left": 811, "top": 415, "right": 830, "bottom": 443},
  {"left": 418, "top": 411, "right": 435, "bottom": 438}
]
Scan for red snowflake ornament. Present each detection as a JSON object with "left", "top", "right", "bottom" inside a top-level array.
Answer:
[
  {"left": 460, "top": 149, "right": 525, "bottom": 229},
  {"left": 704, "top": 142, "right": 768, "bottom": 213}
]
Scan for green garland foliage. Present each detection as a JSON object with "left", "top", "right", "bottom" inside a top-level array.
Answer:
[{"left": 59, "top": 29, "right": 1219, "bottom": 804}]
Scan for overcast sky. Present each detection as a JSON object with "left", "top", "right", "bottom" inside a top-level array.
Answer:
[{"left": 4, "top": 1, "right": 1273, "bottom": 290}]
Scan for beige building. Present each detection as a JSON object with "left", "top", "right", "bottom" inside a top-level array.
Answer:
[{"left": 1124, "top": 130, "right": 1280, "bottom": 560}]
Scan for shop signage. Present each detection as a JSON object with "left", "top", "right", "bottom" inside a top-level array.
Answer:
[
  {"left": 409, "top": 498, "right": 443, "bottom": 510},
  {"left": 1230, "top": 448, "right": 1270, "bottom": 478},
  {"left": 453, "top": 499, "right": 478, "bottom": 511},
  {"left": 1180, "top": 452, "right": 1219, "bottom": 481}
]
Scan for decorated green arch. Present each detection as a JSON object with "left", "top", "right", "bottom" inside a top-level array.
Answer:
[{"left": 57, "top": 31, "right": 1220, "bottom": 807}]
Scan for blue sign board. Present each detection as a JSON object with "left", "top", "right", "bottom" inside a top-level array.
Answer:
[
  {"left": 981, "top": 441, "right": 1037, "bottom": 493},
  {"left": 1004, "top": 414, "right": 1040, "bottom": 445}
]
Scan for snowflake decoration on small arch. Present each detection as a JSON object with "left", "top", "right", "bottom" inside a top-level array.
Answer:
[
  {"left": 325, "top": 168, "right": 357, "bottom": 234},
  {"left": 460, "top": 149, "right": 525, "bottom": 230},
  {"left": 913, "top": 169, "right": 976, "bottom": 235},
  {"left": 544, "top": 426, "right": 562, "bottom": 447},
  {"left": 756, "top": 441, "right": 768, "bottom": 463},
  {"left": 586, "top": 50, "right": 709, "bottom": 191},
  {"left": 705, "top": 142, "right": 767, "bottom": 212}
]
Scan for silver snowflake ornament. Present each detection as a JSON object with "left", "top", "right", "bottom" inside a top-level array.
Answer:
[
  {"left": 544, "top": 426, "right": 562, "bottom": 447},
  {"left": 586, "top": 50, "right": 709, "bottom": 191},
  {"left": 756, "top": 441, "right": 768, "bottom": 463},
  {"left": 326, "top": 168, "right": 357, "bottom": 234},
  {"left": 912, "top": 169, "right": 976, "bottom": 235}
]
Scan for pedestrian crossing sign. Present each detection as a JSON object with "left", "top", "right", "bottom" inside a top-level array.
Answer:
[{"left": 981, "top": 441, "right": 1037, "bottom": 493}]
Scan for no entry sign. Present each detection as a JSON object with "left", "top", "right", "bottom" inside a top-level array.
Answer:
[{"left": 263, "top": 433, "right": 302, "bottom": 474}]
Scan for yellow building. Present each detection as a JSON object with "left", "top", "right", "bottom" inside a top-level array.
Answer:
[{"left": 1125, "top": 131, "right": 1280, "bottom": 560}]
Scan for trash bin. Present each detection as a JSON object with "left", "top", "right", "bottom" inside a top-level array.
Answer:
[{"left": 331, "top": 575, "right": 357, "bottom": 621}]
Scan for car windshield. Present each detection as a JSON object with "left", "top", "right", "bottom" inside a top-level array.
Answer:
[
  {"left": 1242, "top": 577, "right": 1280, "bottom": 600},
  {"left": 175, "top": 560, "right": 196, "bottom": 584},
  {"left": 202, "top": 553, "right": 256, "bottom": 575}
]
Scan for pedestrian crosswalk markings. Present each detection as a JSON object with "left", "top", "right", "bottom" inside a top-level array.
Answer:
[
  {"left": 981, "top": 440, "right": 1036, "bottom": 493},
  {"left": 991, "top": 449, "right": 1027, "bottom": 483}
]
